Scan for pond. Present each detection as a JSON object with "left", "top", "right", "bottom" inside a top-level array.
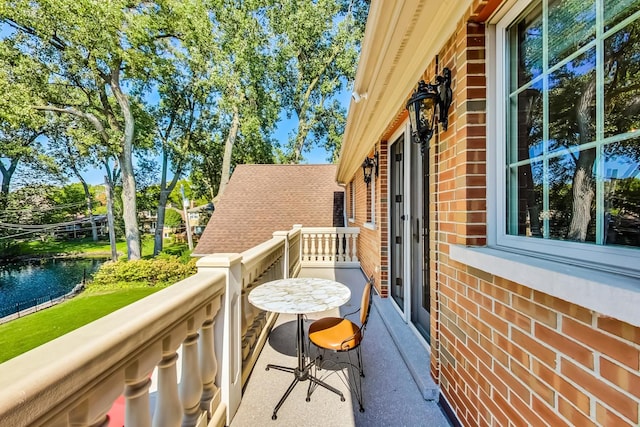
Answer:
[{"left": 0, "top": 259, "right": 104, "bottom": 317}]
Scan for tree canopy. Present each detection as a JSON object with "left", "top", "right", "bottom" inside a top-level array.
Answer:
[{"left": 1, "top": 0, "right": 369, "bottom": 254}]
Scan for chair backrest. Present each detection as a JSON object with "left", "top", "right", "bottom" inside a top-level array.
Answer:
[{"left": 359, "top": 277, "right": 374, "bottom": 327}]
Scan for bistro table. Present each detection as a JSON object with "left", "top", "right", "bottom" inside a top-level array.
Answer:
[{"left": 248, "top": 277, "right": 351, "bottom": 420}]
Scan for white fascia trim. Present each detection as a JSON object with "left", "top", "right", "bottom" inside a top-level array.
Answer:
[{"left": 450, "top": 245, "right": 640, "bottom": 327}]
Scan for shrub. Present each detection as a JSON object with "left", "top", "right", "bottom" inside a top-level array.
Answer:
[{"left": 87, "top": 256, "right": 197, "bottom": 292}]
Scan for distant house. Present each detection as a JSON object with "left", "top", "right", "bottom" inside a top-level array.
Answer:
[
  {"left": 193, "top": 164, "right": 344, "bottom": 255},
  {"left": 138, "top": 210, "right": 158, "bottom": 234},
  {"left": 186, "top": 202, "right": 214, "bottom": 237}
]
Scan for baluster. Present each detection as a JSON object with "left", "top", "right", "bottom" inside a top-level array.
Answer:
[
  {"left": 152, "top": 351, "right": 181, "bottom": 427},
  {"left": 125, "top": 376, "right": 152, "bottom": 427},
  {"left": 199, "top": 298, "right": 221, "bottom": 417},
  {"left": 241, "top": 287, "right": 252, "bottom": 337},
  {"left": 323, "top": 233, "right": 330, "bottom": 261},
  {"left": 310, "top": 234, "right": 317, "bottom": 261},
  {"left": 303, "top": 233, "right": 309, "bottom": 262},
  {"left": 243, "top": 280, "right": 260, "bottom": 359},
  {"left": 180, "top": 328, "right": 202, "bottom": 426},
  {"left": 331, "top": 233, "right": 337, "bottom": 263},
  {"left": 351, "top": 233, "right": 359, "bottom": 262},
  {"left": 338, "top": 232, "right": 345, "bottom": 262}
]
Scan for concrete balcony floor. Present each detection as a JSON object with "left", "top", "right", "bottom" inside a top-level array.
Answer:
[{"left": 231, "top": 267, "right": 453, "bottom": 427}]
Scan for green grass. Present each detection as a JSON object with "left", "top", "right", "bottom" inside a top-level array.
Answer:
[
  {"left": 10, "top": 236, "right": 158, "bottom": 258},
  {"left": 0, "top": 288, "right": 161, "bottom": 363}
]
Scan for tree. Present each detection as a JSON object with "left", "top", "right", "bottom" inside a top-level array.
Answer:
[
  {"left": 266, "top": 0, "right": 368, "bottom": 163},
  {"left": 0, "top": 0, "right": 213, "bottom": 259},
  {"left": 148, "top": 50, "right": 219, "bottom": 255},
  {"left": 46, "top": 117, "right": 106, "bottom": 241},
  {"left": 164, "top": 208, "right": 183, "bottom": 228},
  {"left": 0, "top": 39, "right": 53, "bottom": 209},
  {"left": 202, "top": 1, "right": 279, "bottom": 200}
]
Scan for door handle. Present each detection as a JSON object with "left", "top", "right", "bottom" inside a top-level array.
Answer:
[{"left": 414, "top": 218, "right": 420, "bottom": 242}]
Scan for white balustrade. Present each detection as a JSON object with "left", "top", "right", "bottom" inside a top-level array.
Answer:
[
  {"left": 199, "top": 304, "right": 220, "bottom": 419},
  {"left": 0, "top": 224, "right": 359, "bottom": 427},
  {"left": 0, "top": 269, "right": 226, "bottom": 427},
  {"left": 153, "top": 352, "right": 182, "bottom": 427},
  {"left": 299, "top": 227, "right": 360, "bottom": 267}
]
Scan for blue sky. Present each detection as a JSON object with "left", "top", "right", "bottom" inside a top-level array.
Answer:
[
  {"left": 75, "top": 86, "right": 352, "bottom": 186},
  {"left": 74, "top": 111, "right": 337, "bottom": 186}
]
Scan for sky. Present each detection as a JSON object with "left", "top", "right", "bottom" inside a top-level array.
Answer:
[
  {"left": 72, "top": 86, "right": 352, "bottom": 186},
  {"left": 72, "top": 112, "right": 336, "bottom": 187}
]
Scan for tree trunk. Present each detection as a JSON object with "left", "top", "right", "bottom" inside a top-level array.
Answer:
[
  {"left": 217, "top": 105, "right": 240, "bottom": 200},
  {"left": 567, "top": 149, "right": 596, "bottom": 241},
  {"left": 105, "top": 176, "right": 118, "bottom": 261},
  {"left": 154, "top": 151, "right": 182, "bottom": 256},
  {"left": 0, "top": 159, "right": 18, "bottom": 211},
  {"left": 111, "top": 73, "right": 141, "bottom": 260},
  {"left": 292, "top": 114, "right": 309, "bottom": 164},
  {"left": 567, "top": 79, "right": 596, "bottom": 241}
]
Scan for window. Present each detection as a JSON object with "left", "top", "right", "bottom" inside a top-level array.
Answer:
[{"left": 496, "top": 0, "right": 640, "bottom": 274}]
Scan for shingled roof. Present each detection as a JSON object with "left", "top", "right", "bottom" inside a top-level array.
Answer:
[{"left": 193, "top": 164, "right": 344, "bottom": 256}]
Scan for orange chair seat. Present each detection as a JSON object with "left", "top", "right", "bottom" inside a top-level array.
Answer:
[{"left": 309, "top": 317, "right": 362, "bottom": 351}]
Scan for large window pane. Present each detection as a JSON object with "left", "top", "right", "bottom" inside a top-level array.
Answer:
[
  {"left": 507, "top": 161, "right": 544, "bottom": 237},
  {"left": 548, "top": 0, "right": 595, "bottom": 67},
  {"left": 605, "top": 0, "right": 640, "bottom": 31},
  {"left": 603, "top": 138, "right": 640, "bottom": 248},
  {"left": 505, "top": 0, "right": 640, "bottom": 259},
  {"left": 509, "top": 80, "right": 543, "bottom": 162},
  {"left": 509, "top": 3, "right": 543, "bottom": 89},
  {"left": 604, "top": 22, "right": 640, "bottom": 138},
  {"left": 548, "top": 149, "right": 597, "bottom": 242},
  {"left": 548, "top": 49, "right": 596, "bottom": 153}
]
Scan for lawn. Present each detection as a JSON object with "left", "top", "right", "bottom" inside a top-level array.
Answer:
[
  {"left": 12, "top": 236, "right": 157, "bottom": 258},
  {"left": 0, "top": 288, "right": 161, "bottom": 363}
]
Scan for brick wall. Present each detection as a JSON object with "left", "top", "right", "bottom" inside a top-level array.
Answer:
[
  {"left": 438, "top": 264, "right": 640, "bottom": 426},
  {"left": 341, "top": 1, "right": 640, "bottom": 424},
  {"left": 349, "top": 146, "right": 384, "bottom": 296},
  {"left": 429, "top": 2, "right": 640, "bottom": 426}
]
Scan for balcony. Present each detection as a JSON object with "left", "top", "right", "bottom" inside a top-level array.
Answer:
[{"left": 0, "top": 226, "right": 451, "bottom": 426}]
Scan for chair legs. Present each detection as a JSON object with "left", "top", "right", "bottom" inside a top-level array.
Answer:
[
  {"left": 311, "top": 346, "right": 365, "bottom": 412},
  {"left": 346, "top": 347, "right": 365, "bottom": 412}
]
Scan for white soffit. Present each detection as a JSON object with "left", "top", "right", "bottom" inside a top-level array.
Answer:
[{"left": 337, "top": 0, "right": 473, "bottom": 183}]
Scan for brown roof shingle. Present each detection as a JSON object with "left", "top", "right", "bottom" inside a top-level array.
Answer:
[{"left": 193, "top": 164, "right": 344, "bottom": 255}]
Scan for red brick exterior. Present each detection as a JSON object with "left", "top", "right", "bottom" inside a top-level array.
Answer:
[
  {"left": 347, "top": 145, "right": 387, "bottom": 297},
  {"left": 348, "top": 1, "right": 640, "bottom": 425}
]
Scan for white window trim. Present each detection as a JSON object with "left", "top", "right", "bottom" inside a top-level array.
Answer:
[
  {"left": 450, "top": 245, "right": 640, "bottom": 327},
  {"left": 493, "top": 0, "right": 640, "bottom": 275},
  {"left": 348, "top": 181, "right": 355, "bottom": 223},
  {"left": 364, "top": 169, "right": 376, "bottom": 229},
  {"left": 449, "top": 0, "right": 640, "bottom": 327}
]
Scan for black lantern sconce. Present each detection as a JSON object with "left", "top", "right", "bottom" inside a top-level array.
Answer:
[
  {"left": 362, "top": 151, "right": 378, "bottom": 187},
  {"left": 406, "top": 67, "right": 452, "bottom": 152}
]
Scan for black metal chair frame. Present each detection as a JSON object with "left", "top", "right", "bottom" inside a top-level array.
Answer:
[{"left": 307, "top": 276, "right": 375, "bottom": 412}]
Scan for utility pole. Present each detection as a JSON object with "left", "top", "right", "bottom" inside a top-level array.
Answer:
[{"left": 180, "top": 184, "right": 194, "bottom": 250}]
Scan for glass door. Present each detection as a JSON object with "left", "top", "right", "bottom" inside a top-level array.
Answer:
[
  {"left": 410, "top": 142, "right": 431, "bottom": 342},
  {"left": 390, "top": 135, "right": 405, "bottom": 309}
]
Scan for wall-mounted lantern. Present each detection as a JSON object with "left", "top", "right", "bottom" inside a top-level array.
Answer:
[
  {"left": 406, "top": 67, "right": 452, "bottom": 152},
  {"left": 362, "top": 151, "right": 378, "bottom": 187}
]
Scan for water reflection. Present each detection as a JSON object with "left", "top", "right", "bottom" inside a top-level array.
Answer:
[{"left": 0, "top": 259, "right": 103, "bottom": 313}]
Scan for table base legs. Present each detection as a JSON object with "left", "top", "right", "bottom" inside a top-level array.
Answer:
[{"left": 266, "top": 363, "right": 345, "bottom": 420}]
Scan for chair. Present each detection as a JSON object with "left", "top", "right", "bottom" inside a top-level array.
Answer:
[{"left": 307, "top": 276, "right": 374, "bottom": 412}]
